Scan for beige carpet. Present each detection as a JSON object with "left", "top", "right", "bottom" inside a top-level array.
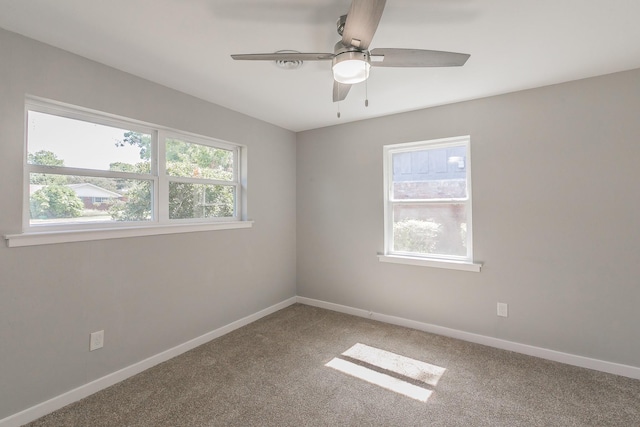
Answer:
[{"left": 26, "top": 304, "right": 640, "bottom": 426}]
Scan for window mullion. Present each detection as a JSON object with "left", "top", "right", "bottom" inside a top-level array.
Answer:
[
  {"left": 383, "top": 147, "right": 392, "bottom": 255},
  {"left": 157, "top": 130, "right": 168, "bottom": 222},
  {"left": 389, "top": 198, "right": 468, "bottom": 204},
  {"left": 166, "top": 176, "right": 234, "bottom": 186},
  {"left": 234, "top": 182, "right": 241, "bottom": 219},
  {"left": 26, "top": 165, "right": 151, "bottom": 181},
  {"left": 234, "top": 147, "right": 240, "bottom": 183},
  {"left": 23, "top": 104, "right": 30, "bottom": 231}
]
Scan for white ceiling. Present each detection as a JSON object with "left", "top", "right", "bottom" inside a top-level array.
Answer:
[{"left": 1, "top": 0, "right": 640, "bottom": 132}]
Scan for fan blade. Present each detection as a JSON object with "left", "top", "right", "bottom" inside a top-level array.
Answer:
[
  {"left": 231, "top": 53, "right": 334, "bottom": 61},
  {"left": 333, "top": 81, "right": 352, "bottom": 102},
  {"left": 341, "top": 0, "right": 386, "bottom": 50},
  {"left": 370, "top": 48, "right": 470, "bottom": 67}
]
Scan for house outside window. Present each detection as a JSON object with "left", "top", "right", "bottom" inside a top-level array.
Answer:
[{"left": 383, "top": 136, "right": 475, "bottom": 267}]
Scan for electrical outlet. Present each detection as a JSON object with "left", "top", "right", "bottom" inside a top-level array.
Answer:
[
  {"left": 90, "top": 330, "right": 104, "bottom": 351},
  {"left": 497, "top": 303, "right": 508, "bottom": 318}
]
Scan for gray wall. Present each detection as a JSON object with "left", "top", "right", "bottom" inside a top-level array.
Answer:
[
  {"left": 297, "top": 69, "right": 640, "bottom": 369},
  {"left": 0, "top": 29, "right": 296, "bottom": 419},
  {"left": 3, "top": 24, "right": 640, "bottom": 421}
]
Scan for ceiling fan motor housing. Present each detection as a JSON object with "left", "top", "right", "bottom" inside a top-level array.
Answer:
[{"left": 332, "top": 49, "right": 371, "bottom": 84}]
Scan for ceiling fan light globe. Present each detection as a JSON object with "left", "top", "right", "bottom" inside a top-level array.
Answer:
[{"left": 332, "top": 51, "right": 371, "bottom": 84}]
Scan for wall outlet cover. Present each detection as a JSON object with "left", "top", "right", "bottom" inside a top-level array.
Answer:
[
  {"left": 90, "top": 330, "right": 104, "bottom": 351},
  {"left": 497, "top": 303, "right": 508, "bottom": 318}
]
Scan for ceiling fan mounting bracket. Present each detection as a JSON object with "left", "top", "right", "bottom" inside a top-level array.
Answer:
[{"left": 336, "top": 14, "right": 347, "bottom": 37}]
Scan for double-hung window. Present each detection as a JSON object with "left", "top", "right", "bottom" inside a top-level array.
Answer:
[
  {"left": 162, "top": 135, "right": 239, "bottom": 220},
  {"left": 382, "top": 136, "right": 479, "bottom": 271},
  {"left": 19, "top": 98, "right": 246, "bottom": 241}
]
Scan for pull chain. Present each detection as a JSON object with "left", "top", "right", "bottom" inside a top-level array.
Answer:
[
  {"left": 337, "top": 102, "right": 341, "bottom": 119},
  {"left": 365, "top": 61, "right": 369, "bottom": 107}
]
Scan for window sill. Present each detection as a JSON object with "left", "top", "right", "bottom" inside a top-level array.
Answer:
[
  {"left": 4, "top": 221, "right": 254, "bottom": 247},
  {"left": 378, "top": 254, "right": 482, "bottom": 272}
]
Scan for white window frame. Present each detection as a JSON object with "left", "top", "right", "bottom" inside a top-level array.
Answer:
[
  {"left": 160, "top": 131, "right": 242, "bottom": 223},
  {"left": 5, "top": 97, "right": 251, "bottom": 247},
  {"left": 379, "top": 135, "right": 481, "bottom": 272}
]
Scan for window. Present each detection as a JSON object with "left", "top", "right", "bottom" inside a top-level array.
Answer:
[
  {"left": 164, "top": 137, "right": 237, "bottom": 220},
  {"left": 382, "top": 136, "right": 479, "bottom": 271},
  {"left": 22, "top": 98, "right": 246, "bottom": 235}
]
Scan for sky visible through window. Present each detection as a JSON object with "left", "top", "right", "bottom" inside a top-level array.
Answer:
[{"left": 28, "top": 111, "right": 143, "bottom": 170}]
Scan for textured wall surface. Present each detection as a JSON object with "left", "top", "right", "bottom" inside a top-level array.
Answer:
[
  {"left": 0, "top": 29, "right": 296, "bottom": 420},
  {"left": 297, "top": 68, "right": 640, "bottom": 369}
]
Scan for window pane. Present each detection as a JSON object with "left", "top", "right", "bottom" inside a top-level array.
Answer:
[
  {"left": 27, "top": 111, "right": 151, "bottom": 173},
  {"left": 168, "top": 182, "right": 235, "bottom": 219},
  {"left": 392, "top": 145, "right": 467, "bottom": 200},
  {"left": 393, "top": 203, "right": 467, "bottom": 257},
  {"left": 29, "top": 174, "right": 152, "bottom": 225},
  {"left": 166, "top": 138, "right": 234, "bottom": 181}
]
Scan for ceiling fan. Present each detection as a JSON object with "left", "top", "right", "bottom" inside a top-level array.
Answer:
[{"left": 231, "top": 0, "right": 470, "bottom": 103}]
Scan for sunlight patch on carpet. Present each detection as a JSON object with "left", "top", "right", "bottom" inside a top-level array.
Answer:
[{"left": 325, "top": 343, "right": 445, "bottom": 402}]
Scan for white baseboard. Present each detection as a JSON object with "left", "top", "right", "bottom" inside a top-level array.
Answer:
[
  {"left": 0, "top": 297, "right": 297, "bottom": 427},
  {"left": 296, "top": 296, "right": 640, "bottom": 380},
  {"left": 4, "top": 295, "right": 639, "bottom": 426}
]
